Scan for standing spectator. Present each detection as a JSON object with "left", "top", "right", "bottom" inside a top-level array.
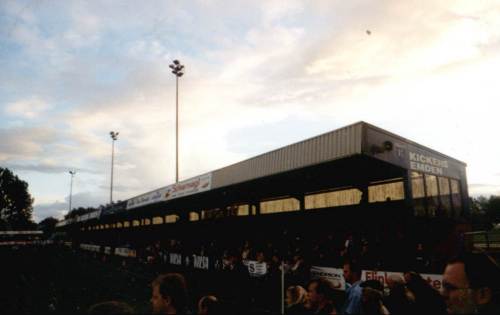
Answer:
[
  {"left": 405, "top": 271, "right": 446, "bottom": 314},
  {"left": 414, "top": 243, "right": 429, "bottom": 272},
  {"left": 306, "top": 278, "right": 337, "bottom": 315},
  {"left": 341, "top": 260, "right": 362, "bottom": 315},
  {"left": 358, "top": 241, "right": 377, "bottom": 270},
  {"left": 290, "top": 254, "right": 309, "bottom": 285},
  {"left": 361, "top": 287, "right": 389, "bottom": 315},
  {"left": 197, "top": 295, "right": 219, "bottom": 315},
  {"left": 384, "top": 274, "right": 414, "bottom": 315},
  {"left": 150, "top": 273, "right": 190, "bottom": 314},
  {"left": 442, "top": 253, "right": 500, "bottom": 314},
  {"left": 285, "top": 285, "right": 310, "bottom": 315}
]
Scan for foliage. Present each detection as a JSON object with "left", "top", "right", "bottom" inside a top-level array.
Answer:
[
  {"left": 64, "top": 207, "right": 96, "bottom": 220},
  {"left": 38, "top": 216, "right": 59, "bottom": 235},
  {"left": 470, "top": 195, "right": 500, "bottom": 229},
  {"left": 0, "top": 167, "right": 35, "bottom": 229}
]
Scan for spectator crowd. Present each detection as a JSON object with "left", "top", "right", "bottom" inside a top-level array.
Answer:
[{"left": 2, "top": 230, "right": 500, "bottom": 314}]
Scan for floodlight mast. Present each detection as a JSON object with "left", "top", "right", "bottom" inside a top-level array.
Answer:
[
  {"left": 169, "top": 60, "right": 184, "bottom": 183},
  {"left": 109, "top": 131, "right": 119, "bottom": 203}
]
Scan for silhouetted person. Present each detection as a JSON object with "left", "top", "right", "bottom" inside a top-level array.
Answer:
[
  {"left": 306, "top": 278, "right": 337, "bottom": 315},
  {"left": 197, "top": 295, "right": 219, "bottom": 315},
  {"left": 286, "top": 285, "right": 310, "bottom": 315},
  {"left": 405, "top": 271, "right": 446, "bottom": 314},
  {"left": 151, "top": 273, "right": 189, "bottom": 314},
  {"left": 442, "top": 253, "right": 500, "bottom": 314},
  {"left": 383, "top": 274, "right": 414, "bottom": 315},
  {"left": 342, "top": 260, "right": 362, "bottom": 315}
]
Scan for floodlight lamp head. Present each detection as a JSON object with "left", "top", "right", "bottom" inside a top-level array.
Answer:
[{"left": 173, "top": 59, "right": 180, "bottom": 65}]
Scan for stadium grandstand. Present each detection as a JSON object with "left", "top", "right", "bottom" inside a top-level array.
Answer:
[
  {"left": 57, "top": 121, "right": 468, "bottom": 234},
  {"left": 56, "top": 121, "right": 469, "bottom": 275},
  {"left": 5, "top": 121, "right": 478, "bottom": 314}
]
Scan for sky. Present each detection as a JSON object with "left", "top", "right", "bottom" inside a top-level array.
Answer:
[{"left": 1, "top": 0, "right": 499, "bottom": 222}]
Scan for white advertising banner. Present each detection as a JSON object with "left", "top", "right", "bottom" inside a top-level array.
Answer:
[
  {"left": 80, "top": 244, "right": 101, "bottom": 252},
  {"left": 247, "top": 260, "right": 268, "bottom": 277},
  {"left": 126, "top": 186, "right": 171, "bottom": 210},
  {"left": 310, "top": 266, "right": 346, "bottom": 291},
  {"left": 362, "top": 270, "right": 443, "bottom": 291},
  {"left": 193, "top": 255, "right": 210, "bottom": 270},
  {"left": 169, "top": 253, "right": 183, "bottom": 265},
  {"left": 307, "top": 267, "right": 443, "bottom": 292},
  {"left": 164, "top": 173, "right": 212, "bottom": 201},
  {"left": 115, "top": 247, "right": 136, "bottom": 258},
  {"left": 126, "top": 173, "right": 212, "bottom": 210}
]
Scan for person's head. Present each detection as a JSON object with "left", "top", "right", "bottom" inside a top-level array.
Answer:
[
  {"left": 343, "top": 260, "right": 361, "bottom": 284},
  {"left": 87, "top": 301, "right": 134, "bottom": 315},
  {"left": 197, "top": 295, "right": 219, "bottom": 315},
  {"left": 306, "top": 278, "right": 335, "bottom": 310},
  {"left": 151, "top": 273, "right": 188, "bottom": 314},
  {"left": 403, "top": 271, "right": 414, "bottom": 284},
  {"left": 361, "top": 287, "right": 385, "bottom": 315},
  {"left": 387, "top": 274, "right": 405, "bottom": 290},
  {"left": 442, "top": 253, "right": 500, "bottom": 314},
  {"left": 286, "top": 285, "right": 308, "bottom": 307}
]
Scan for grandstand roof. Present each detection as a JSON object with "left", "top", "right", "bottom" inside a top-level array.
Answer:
[
  {"left": 58, "top": 121, "right": 469, "bottom": 226},
  {"left": 125, "top": 121, "right": 467, "bottom": 210}
]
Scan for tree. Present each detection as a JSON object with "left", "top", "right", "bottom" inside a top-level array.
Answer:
[
  {"left": 0, "top": 167, "right": 35, "bottom": 229},
  {"left": 38, "top": 216, "right": 59, "bottom": 236},
  {"left": 470, "top": 195, "right": 500, "bottom": 229},
  {"left": 483, "top": 195, "right": 500, "bottom": 223},
  {"left": 64, "top": 207, "right": 96, "bottom": 220}
]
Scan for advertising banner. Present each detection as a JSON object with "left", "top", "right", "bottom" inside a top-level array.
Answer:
[
  {"left": 126, "top": 186, "right": 171, "bottom": 210},
  {"left": 115, "top": 247, "right": 136, "bottom": 258},
  {"left": 193, "top": 255, "right": 210, "bottom": 270},
  {"left": 310, "top": 266, "right": 346, "bottom": 290},
  {"left": 247, "top": 260, "right": 268, "bottom": 277},
  {"left": 362, "top": 270, "right": 443, "bottom": 291},
  {"left": 307, "top": 267, "right": 443, "bottom": 292},
  {"left": 80, "top": 244, "right": 101, "bottom": 252},
  {"left": 164, "top": 173, "right": 212, "bottom": 201},
  {"left": 126, "top": 173, "right": 212, "bottom": 210},
  {"left": 169, "top": 253, "right": 183, "bottom": 265}
]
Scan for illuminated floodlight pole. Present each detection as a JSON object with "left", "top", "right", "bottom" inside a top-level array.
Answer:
[
  {"left": 169, "top": 59, "right": 184, "bottom": 183},
  {"left": 110, "top": 131, "right": 119, "bottom": 203},
  {"left": 68, "top": 170, "right": 76, "bottom": 212}
]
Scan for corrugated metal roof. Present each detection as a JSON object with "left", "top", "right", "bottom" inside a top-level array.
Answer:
[{"left": 211, "top": 122, "right": 364, "bottom": 189}]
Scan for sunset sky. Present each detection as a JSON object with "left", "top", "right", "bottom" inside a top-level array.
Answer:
[{"left": 1, "top": 0, "right": 499, "bottom": 222}]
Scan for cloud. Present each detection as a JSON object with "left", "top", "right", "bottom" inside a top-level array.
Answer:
[
  {"left": 468, "top": 183, "right": 500, "bottom": 198},
  {"left": 4, "top": 97, "right": 52, "bottom": 119},
  {"left": 0, "top": 127, "right": 57, "bottom": 160},
  {"left": 33, "top": 201, "right": 67, "bottom": 222},
  {"left": 33, "top": 191, "right": 107, "bottom": 222},
  {"left": 4, "top": 162, "right": 97, "bottom": 175},
  {"left": 1, "top": 0, "right": 500, "bottom": 208}
]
